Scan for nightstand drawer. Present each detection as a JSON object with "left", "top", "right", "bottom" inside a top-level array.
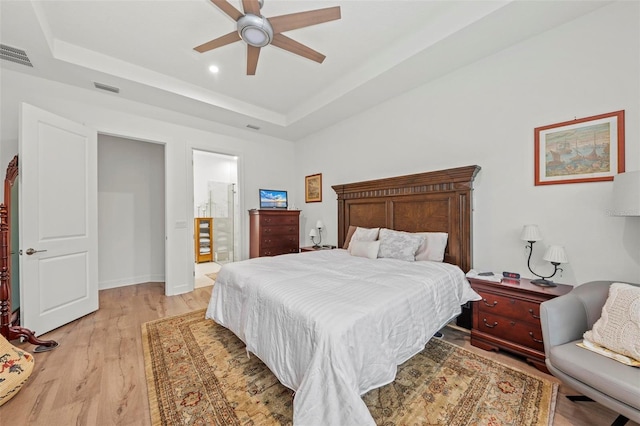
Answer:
[
  {"left": 476, "top": 311, "right": 545, "bottom": 352},
  {"left": 476, "top": 290, "right": 541, "bottom": 325}
]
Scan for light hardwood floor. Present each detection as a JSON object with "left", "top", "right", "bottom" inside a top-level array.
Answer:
[{"left": 3, "top": 282, "right": 636, "bottom": 426}]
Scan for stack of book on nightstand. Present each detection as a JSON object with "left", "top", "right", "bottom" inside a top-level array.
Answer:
[{"left": 465, "top": 269, "right": 502, "bottom": 283}]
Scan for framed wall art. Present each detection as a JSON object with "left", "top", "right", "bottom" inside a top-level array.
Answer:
[
  {"left": 305, "top": 173, "right": 322, "bottom": 203},
  {"left": 534, "top": 110, "right": 625, "bottom": 185}
]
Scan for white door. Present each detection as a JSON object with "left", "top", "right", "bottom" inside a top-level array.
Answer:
[{"left": 19, "top": 103, "right": 98, "bottom": 336}]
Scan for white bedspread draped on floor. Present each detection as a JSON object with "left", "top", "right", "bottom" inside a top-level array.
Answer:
[{"left": 206, "top": 249, "right": 480, "bottom": 425}]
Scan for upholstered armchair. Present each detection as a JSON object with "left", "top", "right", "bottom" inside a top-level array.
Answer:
[{"left": 540, "top": 280, "right": 640, "bottom": 426}]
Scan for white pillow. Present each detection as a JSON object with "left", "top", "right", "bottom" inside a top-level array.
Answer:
[
  {"left": 583, "top": 282, "right": 640, "bottom": 362},
  {"left": 348, "top": 240, "right": 380, "bottom": 259},
  {"left": 415, "top": 232, "right": 449, "bottom": 262},
  {"left": 351, "top": 227, "right": 380, "bottom": 243},
  {"left": 377, "top": 228, "right": 425, "bottom": 262}
]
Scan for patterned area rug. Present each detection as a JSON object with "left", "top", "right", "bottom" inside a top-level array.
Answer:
[
  {"left": 142, "top": 310, "right": 557, "bottom": 426},
  {"left": 205, "top": 272, "right": 217, "bottom": 281}
]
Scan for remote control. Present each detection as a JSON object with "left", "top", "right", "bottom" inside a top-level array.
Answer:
[
  {"left": 478, "top": 272, "right": 495, "bottom": 276},
  {"left": 502, "top": 271, "right": 520, "bottom": 279}
]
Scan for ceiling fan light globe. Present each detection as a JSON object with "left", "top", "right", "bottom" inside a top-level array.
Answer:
[
  {"left": 237, "top": 14, "right": 273, "bottom": 47},
  {"left": 242, "top": 27, "right": 268, "bottom": 46}
]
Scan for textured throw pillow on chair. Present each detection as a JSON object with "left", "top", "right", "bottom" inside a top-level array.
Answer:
[
  {"left": 0, "top": 335, "right": 35, "bottom": 406},
  {"left": 581, "top": 282, "right": 640, "bottom": 366}
]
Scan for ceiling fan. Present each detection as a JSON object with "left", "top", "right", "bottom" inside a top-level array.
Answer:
[{"left": 194, "top": 0, "right": 341, "bottom": 75}]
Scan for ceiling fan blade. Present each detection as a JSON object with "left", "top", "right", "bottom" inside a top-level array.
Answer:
[
  {"left": 247, "top": 45, "right": 260, "bottom": 75},
  {"left": 242, "top": 0, "right": 261, "bottom": 16},
  {"left": 269, "top": 6, "right": 341, "bottom": 34},
  {"left": 271, "top": 34, "right": 325, "bottom": 63},
  {"left": 194, "top": 31, "right": 241, "bottom": 53},
  {"left": 210, "top": 0, "right": 243, "bottom": 21}
]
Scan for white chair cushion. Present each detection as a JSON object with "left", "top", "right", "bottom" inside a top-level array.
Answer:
[{"left": 583, "top": 282, "right": 640, "bottom": 362}]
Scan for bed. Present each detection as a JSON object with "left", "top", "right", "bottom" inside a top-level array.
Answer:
[{"left": 206, "top": 165, "right": 481, "bottom": 425}]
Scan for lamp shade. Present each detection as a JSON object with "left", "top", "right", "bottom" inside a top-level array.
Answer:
[
  {"left": 316, "top": 220, "right": 324, "bottom": 229},
  {"left": 543, "top": 245, "right": 568, "bottom": 264},
  {"left": 309, "top": 229, "right": 317, "bottom": 237},
  {"left": 613, "top": 170, "right": 640, "bottom": 216},
  {"left": 521, "top": 224, "right": 542, "bottom": 242}
]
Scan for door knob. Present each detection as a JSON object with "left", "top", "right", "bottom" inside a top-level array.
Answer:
[{"left": 24, "top": 248, "right": 47, "bottom": 255}]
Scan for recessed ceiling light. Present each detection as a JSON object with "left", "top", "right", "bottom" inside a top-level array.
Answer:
[{"left": 209, "top": 65, "right": 219, "bottom": 74}]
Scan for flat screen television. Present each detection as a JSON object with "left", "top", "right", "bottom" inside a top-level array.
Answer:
[{"left": 259, "top": 189, "right": 288, "bottom": 209}]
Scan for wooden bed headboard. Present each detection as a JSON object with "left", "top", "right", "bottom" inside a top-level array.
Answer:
[{"left": 331, "top": 165, "right": 481, "bottom": 272}]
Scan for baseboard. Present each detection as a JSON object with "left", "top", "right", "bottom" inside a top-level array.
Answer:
[
  {"left": 446, "top": 322, "right": 471, "bottom": 334},
  {"left": 99, "top": 274, "right": 165, "bottom": 290}
]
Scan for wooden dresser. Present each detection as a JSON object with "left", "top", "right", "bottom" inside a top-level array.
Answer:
[
  {"left": 468, "top": 277, "right": 572, "bottom": 373},
  {"left": 249, "top": 209, "right": 300, "bottom": 258}
]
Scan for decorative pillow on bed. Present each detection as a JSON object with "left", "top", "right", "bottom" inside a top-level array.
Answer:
[
  {"left": 414, "top": 232, "right": 449, "bottom": 262},
  {"left": 351, "top": 227, "right": 380, "bottom": 243},
  {"left": 348, "top": 240, "right": 381, "bottom": 259},
  {"left": 583, "top": 282, "right": 640, "bottom": 363},
  {"left": 343, "top": 225, "right": 357, "bottom": 249},
  {"left": 377, "top": 228, "right": 425, "bottom": 262}
]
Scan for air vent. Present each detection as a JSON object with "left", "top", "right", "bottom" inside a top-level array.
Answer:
[
  {"left": 246, "top": 124, "right": 260, "bottom": 130},
  {"left": 93, "top": 82, "right": 120, "bottom": 93},
  {"left": 0, "top": 44, "right": 33, "bottom": 67}
]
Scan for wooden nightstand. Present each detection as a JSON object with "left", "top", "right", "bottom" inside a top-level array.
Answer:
[
  {"left": 300, "top": 245, "right": 337, "bottom": 252},
  {"left": 468, "top": 277, "right": 572, "bottom": 373}
]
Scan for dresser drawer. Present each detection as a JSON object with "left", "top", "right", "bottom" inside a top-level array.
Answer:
[
  {"left": 476, "top": 290, "right": 541, "bottom": 325},
  {"left": 260, "top": 247, "right": 299, "bottom": 256},
  {"left": 261, "top": 225, "right": 298, "bottom": 237},
  {"left": 260, "top": 215, "right": 299, "bottom": 226},
  {"left": 477, "top": 311, "right": 545, "bottom": 352},
  {"left": 260, "top": 234, "right": 298, "bottom": 248}
]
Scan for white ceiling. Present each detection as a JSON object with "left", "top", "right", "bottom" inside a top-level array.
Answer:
[{"left": 0, "top": 0, "right": 610, "bottom": 141}]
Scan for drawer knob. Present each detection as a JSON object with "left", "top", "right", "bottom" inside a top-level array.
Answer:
[
  {"left": 529, "top": 308, "right": 540, "bottom": 319},
  {"left": 482, "top": 299, "right": 498, "bottom": 308},
  {"left": 483, "top": 318, "right": 498, "bottom": 328},
  {"left": 529, "top": 331, "right": 543, "bottom": 343}
]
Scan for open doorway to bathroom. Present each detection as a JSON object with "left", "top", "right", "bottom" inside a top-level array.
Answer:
[{"left": 193, "top": 149, "right": 239, "bottom": 288}]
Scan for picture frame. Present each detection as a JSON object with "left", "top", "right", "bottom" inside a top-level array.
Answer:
[
  {"left": 305, "top": 173, "right": 322, "bottom": 203},
  {"left": 534, "top": 110, "right": 625, "bottom": 186}
]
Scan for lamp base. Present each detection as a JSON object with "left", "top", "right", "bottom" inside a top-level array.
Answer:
[{"left": 530, "top": 278, "right": 557, "bottom": 287}]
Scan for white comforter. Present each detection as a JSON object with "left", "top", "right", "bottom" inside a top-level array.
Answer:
[{"left": 205, "top": 249, "right": 480, "bottom": 425}]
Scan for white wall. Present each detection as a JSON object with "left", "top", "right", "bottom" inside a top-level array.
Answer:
[
  {"left": 98, "top": 134, "right": 165, "bottom": 289},
  {"left": 1, "top": 70, "right": 295, "bottom": 295},
  {"left": 294, "top": 1, "right": 640, "bottom": 286}
]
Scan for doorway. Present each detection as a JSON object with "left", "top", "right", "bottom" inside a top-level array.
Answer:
[
  {"left": 192, "top": 150, "right": 239, "bottom": 287},
  {"left": 98, "top": 135, "right": 166, "bottom": 290}
]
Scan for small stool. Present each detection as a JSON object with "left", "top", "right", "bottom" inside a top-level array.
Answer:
[{"left": 0, "top": 335, "right": 34, "bottom": 406}]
